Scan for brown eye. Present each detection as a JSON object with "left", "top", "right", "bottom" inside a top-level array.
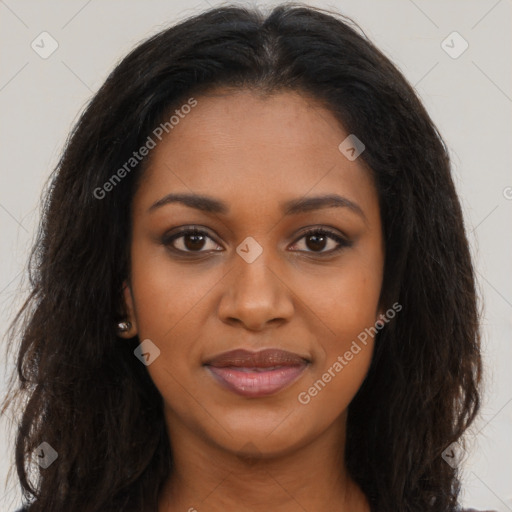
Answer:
[
  {"left": 290, "top": 228, "right": 351, "bottom": 255},
  {"left": 163, "top": 228, "right": 222, "bottom": 253},
  {"left": 163, "top": 226, "right": 351, "bottom": 257}
]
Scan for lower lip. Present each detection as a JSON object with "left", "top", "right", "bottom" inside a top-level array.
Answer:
[{"left": 205, "top": 364, "right": 308, "bottom": 398}]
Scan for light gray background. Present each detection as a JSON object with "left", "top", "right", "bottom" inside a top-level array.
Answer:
[{"left": 1, "top": 0, "right": 511, "bottom": 510}]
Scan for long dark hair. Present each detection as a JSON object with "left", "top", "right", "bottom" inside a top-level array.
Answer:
[{"left": 2, "top": 4, "right": 482, "bottom": 511}]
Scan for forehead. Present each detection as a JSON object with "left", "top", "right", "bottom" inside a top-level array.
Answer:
[
  {"left": 134, "top": 88, "right": 377, "bottom": 217},
  {"left": 151, "top": 88, "right": 349, "bottom": 164}
]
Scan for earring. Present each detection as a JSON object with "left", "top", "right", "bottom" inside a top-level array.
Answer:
[{"left": 116, "top": 320, "right": 132, "bottom": 333}]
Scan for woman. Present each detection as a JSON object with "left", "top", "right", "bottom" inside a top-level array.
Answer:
[{"left": 2, "top": 3, "right": 495, "bottom": 511}]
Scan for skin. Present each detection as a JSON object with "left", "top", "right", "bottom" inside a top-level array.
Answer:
[{"left": 119, "top": 88, "right": 385, "bottom": 511}]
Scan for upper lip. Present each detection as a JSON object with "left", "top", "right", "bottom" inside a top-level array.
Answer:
[{"left": 204, "top": 349, "right": 310, "bottom": 368}]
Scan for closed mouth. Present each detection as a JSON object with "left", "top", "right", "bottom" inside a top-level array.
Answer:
[{"left": 203, "top": 348, "right": 310, "bottom": 398}]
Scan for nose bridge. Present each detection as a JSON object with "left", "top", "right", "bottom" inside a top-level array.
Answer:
[
  {"left": 235, "top": 244, "right": 276, "bottom": 292},
  {"left": 218, "top": 237, "right": 293, "bottom": 328}
]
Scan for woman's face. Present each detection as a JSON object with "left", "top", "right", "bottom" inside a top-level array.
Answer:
[{"left": 123, "top": 88, "right": 384, "bottom": 457}]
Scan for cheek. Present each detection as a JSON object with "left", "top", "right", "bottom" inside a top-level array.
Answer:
[
  {"left": 127, "top": 250, "right": 218, "bottom": 400},
  {"left": 295, "top": 340, "right": 374, "bottom": 428},
  {"left": 301, "top": 253, "right": 382, "bottom": 342},
  {"left": 294, "top": 255, "right": 381, "bottom": 411},
  {"left": 128, "top": 248, "right": 214, "bottom": 341}
]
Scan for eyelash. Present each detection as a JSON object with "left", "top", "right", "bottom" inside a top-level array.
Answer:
[{"left": 162, "top": 226, "right": 351, "bottom": 257}]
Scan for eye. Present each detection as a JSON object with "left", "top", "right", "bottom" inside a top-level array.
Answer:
[
  {"left": 162, "top": 226, "right": 351, "bottom": 256},
  {"left": 289, "top": 227, "right": 351, "bottom": 255},
  {"left": 163, "top": 227, "right": 222, "bottom": 254}
]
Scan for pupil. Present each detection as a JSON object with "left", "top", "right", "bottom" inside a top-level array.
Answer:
[
  {"left": 185, "top": 234, "right": 205, "bottom": 251},
  {"left": 307, "top": 234, "right": 326, "bottom": 251}
]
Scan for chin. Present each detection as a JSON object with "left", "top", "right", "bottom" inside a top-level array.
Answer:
[{"left": 204, "top": 413, "right": 315, "bottom": 458}]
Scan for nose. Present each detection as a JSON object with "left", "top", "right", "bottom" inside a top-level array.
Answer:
[{"left": 217, "top": 252, "right": 294, "bottom": 331}]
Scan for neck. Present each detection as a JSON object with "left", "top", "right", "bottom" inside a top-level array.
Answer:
[{"left": 158, "top": 409, "right": 370, "bottom": 512}]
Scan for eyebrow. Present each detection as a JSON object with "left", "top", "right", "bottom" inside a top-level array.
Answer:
[{"left": 148, "top": 192, "right": 366, "bottom": 220}]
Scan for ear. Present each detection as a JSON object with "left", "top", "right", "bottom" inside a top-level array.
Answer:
[{"left": 117, "top": 280, "right": 138, "bottom": 339}]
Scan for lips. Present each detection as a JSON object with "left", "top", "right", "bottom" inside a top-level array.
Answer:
[
  {"left": 204, "top": 349, "right": 310, "bottom": 398},
  {"left": 204, "top": 348, "right": 309, "bottom": 368}
]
